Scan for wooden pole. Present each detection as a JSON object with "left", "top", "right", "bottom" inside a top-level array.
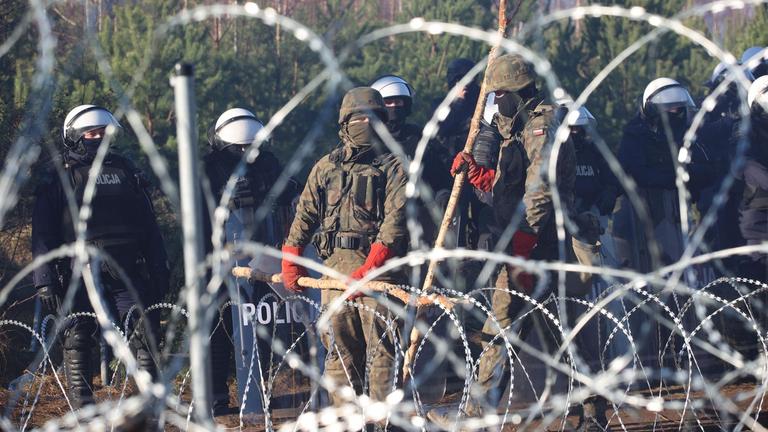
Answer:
[
  {"left": 231, "top": 266, "right": 457, "bottom": 310},
  {"left": 421, "top": 0, "right": 508, "bottom": 291},
  {"left": 404, "top": 0, "right": 509, "bottom": 381}
]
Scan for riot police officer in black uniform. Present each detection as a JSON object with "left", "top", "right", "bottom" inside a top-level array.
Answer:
[
  {"left": 202, "top": 108, "right": 300, "bottom": 415},
  {"left": 31, "top": 105, "right": 169, "bottom": 408}
]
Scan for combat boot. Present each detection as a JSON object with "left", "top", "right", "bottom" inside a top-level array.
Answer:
[
  {"left": 426, "top": 399, "right": 486, "bottom": 432},
  {"left": 575, "top": 396, "right": 612, "bottom": 432},
  {"left": 63, "top": 347, "right": 94, "bottom": 409}
]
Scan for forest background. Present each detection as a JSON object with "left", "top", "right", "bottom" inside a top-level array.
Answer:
[{"left": 0, "top": 0, "right": 766, "bottom": 316}]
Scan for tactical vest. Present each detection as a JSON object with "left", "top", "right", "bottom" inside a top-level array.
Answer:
[
  {"left": 312, "top": 147, "right": 386, "bottom": 258},
  {"left": 62, "top": 157, "right": 146, "bottom": 247},
  {"left": 207, "top": 158, "right": 271, "bottom": 211}
]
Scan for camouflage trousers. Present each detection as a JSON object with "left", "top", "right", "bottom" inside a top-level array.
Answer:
[
  {"left": 472, "top": 265, "right": 561, "bottom": 411},
  {"left": 320, "top": 289, "right": 402, "bottom": 407}
]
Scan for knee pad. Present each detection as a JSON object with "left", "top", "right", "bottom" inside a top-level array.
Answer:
[{"left": 63, "top": 321, "right": 97, "bottom": 351}]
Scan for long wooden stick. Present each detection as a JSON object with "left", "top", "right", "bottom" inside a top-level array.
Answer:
[
  {"left": 421, "top": 1, "right": 508, "bottom": 292},
  {"left": 232, "top": 266, "right": 456, "bottom": 310},
  {"left": 403, "top": 0, "right": 509, "bottom": 381}
]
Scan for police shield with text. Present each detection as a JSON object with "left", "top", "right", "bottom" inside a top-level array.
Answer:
[{"left": 202, "top": 107, "right": 301, "bottom": 415}]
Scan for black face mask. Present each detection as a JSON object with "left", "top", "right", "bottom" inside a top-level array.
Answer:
[
  {"left": 385, "top": 106, "right": 408, "bottom": 136},
  {"left": 68, "top": 137, "right": 102, "bottom": 163},
  {"left": 754, "top": 109, "right": 768, "bottom": 139},
  {"left": 659, "top": 109, "right": 688, "bottom": 132},
  {"left": 223, "top": 144, "right": 248, "bottom": 159},
  {"left": 570, "top": 128, "right": 590, "bottom": 150},
  {"left": 495, "top": 92, "right": 522, "bottom": 118}
]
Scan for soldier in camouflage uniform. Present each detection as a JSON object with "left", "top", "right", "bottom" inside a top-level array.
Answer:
[
  {"left": 280, "top": 88, "right": 408, "bottom": 414},
  {"left": 428, "top": 54, "right": 577, "bottom": 428}
]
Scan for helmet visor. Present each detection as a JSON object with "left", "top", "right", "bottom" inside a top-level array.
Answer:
[{"left": 648, "top": 86, "right": 695, "bottom": 110}]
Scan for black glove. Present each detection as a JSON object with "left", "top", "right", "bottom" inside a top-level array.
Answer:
[
  {"left": 595, "top": 192, "right": 617, "bottom": 216},
  {"left": 573, "top": 212, "right": 604, "bottom": 245},
  {"left": 37, "top": 285, "right": 61, "bottom": 313}
]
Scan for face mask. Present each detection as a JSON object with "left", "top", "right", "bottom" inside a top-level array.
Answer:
[
  {"left": 68, "top": 137, "right": 102, "bottom": 162},
  {"left": 659, "top": 109, "right": 688, "bottom": 132},
  {"left": 385, "top": 106, "right": 407, "bottom": 136},
  {"left": 570, "top": 128, "right": 589, "bottom": 150},
  {"left": 341, "top": 116, "right": 379, "bottom": 149},
  {"left": 224, "top": 145, "right": 247, "bottom": 158},
  {"left": 754, "top": 110, "right": 768, "bottom": 139},
  {"left": 495, "top": 92, "right": 522, "bottom": 118}
]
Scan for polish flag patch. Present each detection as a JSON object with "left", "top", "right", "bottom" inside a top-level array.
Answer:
[{"left": 533, "top": 128, "right": 546, "bottom": 136}]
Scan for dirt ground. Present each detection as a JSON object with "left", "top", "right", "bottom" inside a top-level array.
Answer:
[{"left": 2, "top": 373, "right": 768, "bottom": 431}]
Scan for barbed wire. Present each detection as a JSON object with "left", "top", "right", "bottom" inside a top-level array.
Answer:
[{"left": 2, "top": 1, "right": 768, "bottom": 431}]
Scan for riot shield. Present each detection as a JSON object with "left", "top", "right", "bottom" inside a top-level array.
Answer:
[{"left": 227, "top": 202, "right": 324, "bottom": 417}]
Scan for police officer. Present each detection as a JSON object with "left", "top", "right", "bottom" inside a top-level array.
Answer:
[
  {"left": 280, "top": 88, "right": 407, "bottom": 420},
  {"left": 429, "top": 58, "right": 482, "bottom": 195},
  {"left": 612, "top": 78, "right": 716, "bottom": 272},
  {"left": 561, "top": 103, "right": 614, "bottom": 431},
  {"left": 738, "top": 75, "right": 768, "bottom": 280},
  {"left": 428, "top": 54, "right": 576, "bottom": 428},
  {"left": 705, "top": 62, "right": 755, "bottom": 121},
  {"left": 32, "top": 105, "right": 169, "bottom": 408},
  {"left": 202, "top": 108, "right": 300, "bottom": 415},
  {"left": 369, "top": 75, "right": 418, "bottom": 151}
]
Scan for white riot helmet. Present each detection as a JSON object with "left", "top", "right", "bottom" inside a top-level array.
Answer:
[
  {"left": 640, "top": 77, "right": 696, "bottom": 124},
  {"left": 569, "top": 106, "right": 596, "bottom": 127},
  {"left": 741, "top": 46, "right": 768, "bottom": 78},
  {"left": 62, "top": 105, "right": 121, "bottom": 149},
  {"left": 370, "top": 74, "right": 414, "bottom": 100},
  {"left": 208, "top": 108, "right": 264, "bottom": 152},
  {"left": 555, "top": 97, "right": 596, "bottom": 128},
  {"left": 370, "top": 75, "right": 415, "bottom": 129},
  {"left": 483, "top": 92, "right": 498, "bottom": 124},
  {"left": 748, "top": 75, "right": 768, "bottom": 112},
  {"left": 709, "top": 61, "right": 755, "bottom": 89}
]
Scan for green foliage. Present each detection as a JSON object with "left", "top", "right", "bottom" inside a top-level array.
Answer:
[{"left": 1, "top": 0, "right": 766, "bottom": 294}]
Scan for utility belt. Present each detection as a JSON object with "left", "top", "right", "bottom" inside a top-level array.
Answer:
[{"left": 312, "top": 231, "right": 375, "bottom": 259}]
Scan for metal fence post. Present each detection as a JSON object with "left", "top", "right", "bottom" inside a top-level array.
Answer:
[{"left": 171, "top": 62, "right": 213, "bottom": 426}]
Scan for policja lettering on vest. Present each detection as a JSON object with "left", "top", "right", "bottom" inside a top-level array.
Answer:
[{"left": 95, "top": 172, "right": 122, "bottom": 185}]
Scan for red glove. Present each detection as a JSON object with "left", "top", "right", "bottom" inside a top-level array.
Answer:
[
  {"left": 349, "top": 243, "right": 394, "bottom": 299},
  {"left": 510, "top": 231, "right": 538, "bottom": 293},
  {"left": 281, "top": 245, "right": 308, "bottom": 293},
  {"left": 450, "top": 152, "right": 495, "bottom": 192}
]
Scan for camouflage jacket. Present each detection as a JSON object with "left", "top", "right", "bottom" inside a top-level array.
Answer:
[
  {"left": 492, "top": 97, "right": 576, "bottom": 236},
  {"left": 285, "top": 143, "right": 408, "bottom": 278}
]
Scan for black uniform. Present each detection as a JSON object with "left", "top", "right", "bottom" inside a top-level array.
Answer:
[
  {"left": 31, "top": 151, "right": 168, "bottom": 407},
  {"left": 428, "top": 82, "right": 482, "bottom": 250},
  {"left": 739, "top": 120, "right": 768, "bottom": 279},
  {"left": 202, "top": 149, "right": 299, "bottom": 412}
]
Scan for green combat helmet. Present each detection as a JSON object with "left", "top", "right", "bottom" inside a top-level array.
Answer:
[
  {"left": 338, "top": 87, "right": 386, "bottom": 124},
  {"left": 486, "top": 54, "right": 535, "bottom": 93}
]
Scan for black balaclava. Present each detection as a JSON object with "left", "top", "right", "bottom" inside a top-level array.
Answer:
[
  {"left": 495, "top": 83, "right": 537, "bottom": 118},
  {"left": 67, "top": 136, "right": 103, "bottom": 163},
  {"left": 340, "top": 112, "right": 381, "bottom": 149},
  {"left": 656, "top": 108, "right": 688, "bottom": 137},
  {"left": 385, "top": 100, "right": 410, "bottom": 138},
  {"left": 570, "top": 126, "right": 591, "bottom": 152},
  {"left": 224, "top": 144, "right": 247, "bottom": 158},
  {"left": 754, "top": 106, "right": 768, "bottom": 140}
]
